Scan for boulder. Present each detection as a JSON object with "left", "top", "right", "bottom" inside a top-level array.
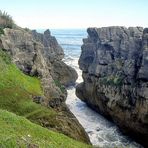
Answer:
[{"left": 51, "top": 60, "right": 78, "bottom": 86}]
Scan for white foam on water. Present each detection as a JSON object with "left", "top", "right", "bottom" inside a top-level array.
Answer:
[
  {"left": 66, "top": 89, "right": 141, "bottom": 148},
  {"left": 65, "top": 58, "right": 142, "bottom": 148},
  {"left": 51, "top": 29, "right": 143, "bottom": 148}
]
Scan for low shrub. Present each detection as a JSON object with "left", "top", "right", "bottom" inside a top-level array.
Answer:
[
  {"left": 0, "top": 28, "right": 4, "bottom": 36},
  {"left": 0, "top": 49, "right": 11, "bottom": 64},
  {"left": 54, "top": 79, "right": 65, "bottom": 93},
  {"left": 0, "top": 10, "right": 15, "bottom": 29},
  {"left": 100, "top": 75, "right": 123, "bottom": 86}
]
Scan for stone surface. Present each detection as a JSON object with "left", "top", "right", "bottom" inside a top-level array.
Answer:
[
  {"left": 0, "top": 28, "right": 90, "bottom": 144},
  {"left": 0, "top": 28, "right": 65, "bottom": 106},
  {"left": 51, "top": 60, "right": 78, "bottom": 86},
  {"left": 76, "top": 26, "right": 148, "bottom": 146},
  {"left": 0, "top": 28, "right": 78, "bottom": 105}
]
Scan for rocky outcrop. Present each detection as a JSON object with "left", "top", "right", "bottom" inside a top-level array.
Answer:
[
  {"left": 0, "top": 28, "right": 64, "bottom": 106},
  {"left": 51, "top": 60, "right": 78, "bottom": 86},
  {"left": 0, "top": 28, "right": 90, "bottom": 144},
  {"left": 32, "top": 29, "right": 78, "bottom": 86},
  {"left": 76, "top": 26, "right": 148, "bottom": 146},
  {"left": 0, "top": 28, "right": 78, "bottom": 106}
]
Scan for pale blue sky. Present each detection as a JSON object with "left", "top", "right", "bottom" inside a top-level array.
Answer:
[{"left": 0, "top": 0, "right": 148, "bottom": 29}]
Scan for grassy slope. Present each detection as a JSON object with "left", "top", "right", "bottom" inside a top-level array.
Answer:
[
  {"left": 0, "top": 49, "right": 91, "bottom": 147},
  {"left": 0, "top": 109, "right": 91, "bottom": 148},
  {"left": 0, "top": 49, "right": 55, "bottom": 118}
]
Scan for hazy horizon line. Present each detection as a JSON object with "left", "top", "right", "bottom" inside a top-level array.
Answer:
[{"left": 29, "top": 25, "right": 147, "bottom": 31}]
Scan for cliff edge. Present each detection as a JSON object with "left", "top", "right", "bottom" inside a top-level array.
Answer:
[
  {"left": 0, "top": 27, "right": 90, "bottom": 145},
  {"left": 76, "top": 26, "right": 148, "bottom": 146}
]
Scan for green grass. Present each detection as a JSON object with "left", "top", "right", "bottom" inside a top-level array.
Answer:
[
  {"left": 0, "top": 48, "right": 56, "bottom": 123},
  {"left": 0, "top": 49, "right": 92, "bottom": 147},
  {"left": 0, "top": 48, "right": 58, "bottom": 123},
  {"left": 54, "top": 79, "right": 65, "bottom": 93},
  {"left": 0, "top": 53, "right": 42, "bottom": 94},
  {"left": 0, "top": 109, "right": 91, "bottom": 148},
  {"left": 0, "top": 28, "right": 4, "bottom": 36},
  {"left": 100, "top": 75, "right": 123, "bottom": 87},
  {"left": 0, "top": 48, "right": 11, "bottom": 64}
]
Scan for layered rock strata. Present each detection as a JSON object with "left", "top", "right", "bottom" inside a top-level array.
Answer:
[{"left": 76, "top": 27, "right": 148, "bottom": 146}]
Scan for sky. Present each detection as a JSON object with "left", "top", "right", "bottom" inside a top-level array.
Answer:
[{"left": 0, "top": 0, "right": 148, "bottom": 29}]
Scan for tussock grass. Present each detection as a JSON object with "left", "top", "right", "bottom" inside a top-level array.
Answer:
[{"left": 0, "top": 10, "right": 15, "bottom": 29}]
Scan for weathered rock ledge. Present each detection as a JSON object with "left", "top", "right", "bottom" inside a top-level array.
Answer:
[
  {"left": 0, "top": 27, "right": 90, "bottom": 144},
  {"left": 76, "top": 26, "right": 148, "bottom": 146}
]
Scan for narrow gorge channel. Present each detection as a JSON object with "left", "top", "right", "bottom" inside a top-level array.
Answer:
[{"left": 51, "top": 29, "right": 142, "bottom": 148}]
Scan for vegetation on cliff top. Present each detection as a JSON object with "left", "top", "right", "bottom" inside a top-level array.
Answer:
[
  {"left": 0, "top": 10, "right": 15, "bottom": 29},
  {"left": 0, "top": 49, "right": 91, "bottom": 147}
]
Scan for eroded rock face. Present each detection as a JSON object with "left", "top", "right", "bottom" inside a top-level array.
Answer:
[
  {"left": 0, "top": 28, "right": 65, "bottom": 106},
  {"left": 76, "top": 27, "right": 148, "bottom": 146},
  {"left": 0, "top": 28, "right": 78, "bottom": 105},
  {"left": 32, "top": 30, "right": 78, "bottom": 86},
  {"left": 51, "top": 60, "right": 78, "bottom": 86},
  {"left": 0, "top": 28, "right": 89, "bottom": 144}
]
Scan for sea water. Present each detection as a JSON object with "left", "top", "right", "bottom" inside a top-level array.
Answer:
[{"left": 40, "top": 29, "right": 143, "bottom": 148}]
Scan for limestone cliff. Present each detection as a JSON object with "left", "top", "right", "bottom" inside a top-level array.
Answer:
[
  {"left": 0, "top": 28, "right": 78, "bottom": 106},
  {"left": 32, "top": 29, "right": 78, "bottom": 87},
  {"left": 76, "top": 27, "right": 148, "bottom": 146},
  {"left": 0, "top": 27, "right": 90, "bottom": 144}
]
